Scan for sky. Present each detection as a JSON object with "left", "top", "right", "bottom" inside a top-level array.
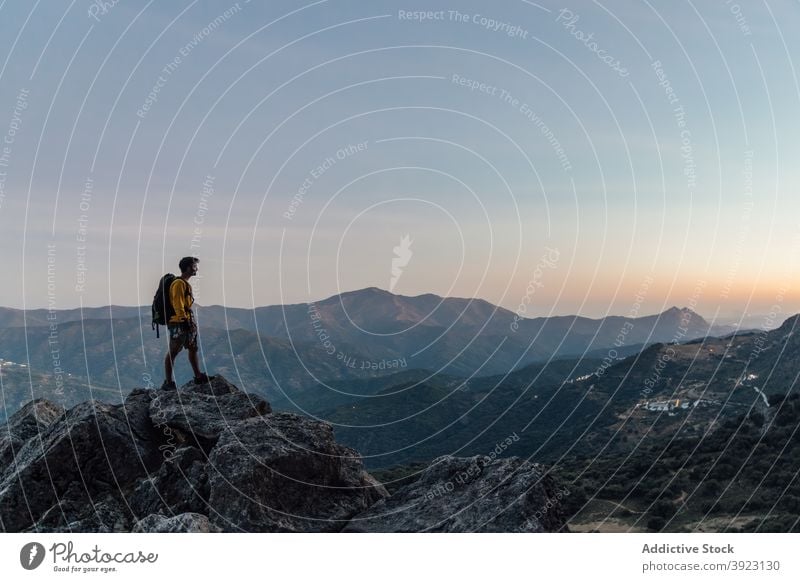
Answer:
[{"left": 0, "top": 0, "right": 799, "bottom": 323}]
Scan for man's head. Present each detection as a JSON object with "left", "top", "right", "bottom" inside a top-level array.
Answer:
[{"left": 179, "top": 256, "right": 199, "bottom": 276}]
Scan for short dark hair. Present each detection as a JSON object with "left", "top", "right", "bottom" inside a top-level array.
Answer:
[{"left": 179, "top": 256, "right": 199, "bottom": 273}]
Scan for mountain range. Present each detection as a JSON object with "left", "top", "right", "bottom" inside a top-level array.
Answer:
[{"left": 0, "top": 287, "right": 734, "bottom": 421}]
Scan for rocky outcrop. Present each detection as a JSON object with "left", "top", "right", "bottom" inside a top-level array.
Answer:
[
  {"left": 207, "top": 413, "right": 388, "bottom": 532},
  {"left": 0, "top": 375, "right": 568, "bottom": 533},
  {"left": 344, "top": 455, "right": 568, "bottom": 532},
  {"left": 0, "top": 389, "right": 160, "bottom": 532},
  {"left": 0, "top": 399, "right": 64, "bottom": 467},
  {"left": 0, "top": 375, "right": 387, "bottom": 532}
]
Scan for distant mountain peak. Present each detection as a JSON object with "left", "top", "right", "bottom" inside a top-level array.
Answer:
[
  {"left": 661, "top": 306, "right": 702, "bottom": 318},
  {"left": 351, "top": 286, "right": 400, "bottom": 296},
  {"left": 320, "top": 286, "right": 392, "bottom": 303},
  {"left": 344, "top": 286, "right": 388, "bottom": 294}
]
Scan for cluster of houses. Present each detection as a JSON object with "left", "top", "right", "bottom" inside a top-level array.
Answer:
[
  {"left": 639, "top": 398, "right": 721, "bottom": 413},
  {"left": 564, "top": 373, "right": 594, "bottom": 384},
  {"left": 0, "top": 358, "right": 26, "bottom": 368}
]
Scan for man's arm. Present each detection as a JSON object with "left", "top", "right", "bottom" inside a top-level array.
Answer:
[{"left": 170, "top": 279, "right": 189, "bottom": 322}]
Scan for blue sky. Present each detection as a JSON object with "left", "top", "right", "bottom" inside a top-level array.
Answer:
[{"left": 0, "top": 0, "right": 798, "bottom": 321}]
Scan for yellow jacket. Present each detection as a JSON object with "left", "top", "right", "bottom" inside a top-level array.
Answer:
[{"left": 168, "top": 278, "right": 194, "bottom": 323}]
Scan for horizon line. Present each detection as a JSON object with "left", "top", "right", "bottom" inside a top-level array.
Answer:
[{"left": 0, "top": 285, "right": 774, "bottom": 324}]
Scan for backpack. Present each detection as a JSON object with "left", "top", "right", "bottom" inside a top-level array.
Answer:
[{"left": 151, "top": 273, "right": 177, "bottom": 338}]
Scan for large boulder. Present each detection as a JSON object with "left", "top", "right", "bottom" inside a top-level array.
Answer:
[
  {"left": 0, "top": 396, "right": 158, "bottom": 532},
  {"left": 207, "top": 413, "right": 388, "bottom": 532},
  {"left": 0, "top": 374, "right": 386, "bottom": 533},
  {"left": 147, "top": 377, "right": 271, "bottom": 450},
  {"left": 343, "top": 455, "right": 569, "bottom": 532}
]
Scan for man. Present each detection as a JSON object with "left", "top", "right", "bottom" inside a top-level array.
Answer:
[{"left": 161, "top": 256, "right": 211, "bottom": 390}]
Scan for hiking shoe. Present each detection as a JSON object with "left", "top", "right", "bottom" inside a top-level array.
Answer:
[
  {"left": 194, "top": 373, "right": 211, "bottom": 385},
  {"left": 161, "top": 380, "right": 177, "bottom": 391}
]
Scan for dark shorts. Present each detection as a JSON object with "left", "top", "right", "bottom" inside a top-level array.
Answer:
[{"left": 168, "top": 322, "right": 197, "bottom": 349}]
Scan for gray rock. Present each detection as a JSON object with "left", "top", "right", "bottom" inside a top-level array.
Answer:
[
  {"left": 26, "top": 494, "right": 131, "bottom": 533},
  {"left": 129, "top": 446, "right": 209, "bottom": 518},
  {"left": 208, "top": 413, "right": 388, "bottom": 532},
  {"left": 181, "top": 375, "right": 242, "bottom": 397},
  {"left": 0, "top": 398, "right": 155, "bottom": 532},
  {"left": 343, "top": 455, "right": 568, "bottom": 532},
  {"left": 133, "top": 512, "right": 218, "bottom": 533},
  {"left": 0, "top": 399, "right": 64, "bottom": 467},
  {"left": 0, "top": 374, "right": 387, "bottom": 533},
  {"left": 148, "top": 378, "right": 270, "bottom": 450}
]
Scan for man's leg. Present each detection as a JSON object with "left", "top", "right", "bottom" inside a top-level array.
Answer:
[
  {"left": 187, "top": 345, "right": 202, "bottom": 378},
  {"left": 164, "top": 339, "right": 183, "bottom": 382}
]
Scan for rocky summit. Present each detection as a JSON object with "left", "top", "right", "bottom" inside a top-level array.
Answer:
[{"left": 0, "top": 375, "right": 567, "bottom": 532}]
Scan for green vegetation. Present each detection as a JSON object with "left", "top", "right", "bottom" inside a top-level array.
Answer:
[{"left": 555, "top": 393, "right": 800, "bottom": 532}]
